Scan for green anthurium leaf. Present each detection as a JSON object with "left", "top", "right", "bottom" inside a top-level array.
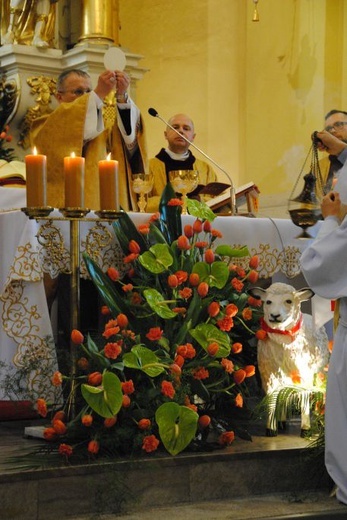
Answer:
[
  {"left": 215, "top": 244, "right": 250, "bottom": 258},
  {"left": 112, "top": 209, "right": 148, "bottom": 253},
  {"left": 189, "top": 323, "right": 231, "bottom": 357},
  {"left": 81, "top": 371, "right": 123, "bottom": 418},
  {"left": 192, "top": 261, "right": 210, "bottom": 280},
  {"left": 186, "top": 199, "right": 216, "bottom": 221},
  {"left": 82, "top": 253, "right": 133, "bottom": 321},
  {"left": 139, "top": 244, "right": 173, "bottom": 274},
  {"left": 123, "top": 345, "right": 165, "bottom": 377},
  {"left": 192, "top": 261, "right": 229, "bottom": 288},
  {"left": 209, "top": 261, "right": 230, "bottom": 288},
  {"left": 143, "top": 288, "right": 177, "bottom": 319},
  {"left": 155, "top": 402, "right": 198, "bottom": 456}
]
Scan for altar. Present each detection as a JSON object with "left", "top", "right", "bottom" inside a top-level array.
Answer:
[{"left": 0, "top": 185, "right": 325, "bottom": 404}]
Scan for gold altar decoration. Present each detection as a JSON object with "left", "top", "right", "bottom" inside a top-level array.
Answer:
[
  {"left": 1, "top": 0, "right": 58, "bottom": 48},
  {"left": 1, "top": 241, "right": 58, "bottom": 402},
  {"left": 79, "top": 0, "right": 119, "bottom": 46},
  {"left": 18, "top": 75, "right": 56, "bottom": 149}
]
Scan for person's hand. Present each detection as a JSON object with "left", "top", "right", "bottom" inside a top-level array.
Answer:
[
  {"left": 321, "top": 191, "right": 341, "bottom": 218},
  {"left": 114, "top": 71, "right": 130, "bottom": 97},
  {"left": 94, "top": 70, "right": 119, "bottom": 100},
  {"left": 313, "top": 130, "right": 347, "bottom": 156}
]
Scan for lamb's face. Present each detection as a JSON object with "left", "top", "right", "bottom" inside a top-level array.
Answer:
[
  {"left": 248, "top": 283, "right": 314, "bottom": 331},
  {"left": 262, "top": 290, "right": 301, "bottom": 329}
]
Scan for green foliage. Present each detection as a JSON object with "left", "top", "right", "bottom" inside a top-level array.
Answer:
[
  {"left": 81, "top": 372, "right": 123, "bottom": 418},
  {"left": 156, "top": 402, "right": 199, "bottom": 456},
  {"left": 32, "top": 196, "right": 264, "bottom": 463}
]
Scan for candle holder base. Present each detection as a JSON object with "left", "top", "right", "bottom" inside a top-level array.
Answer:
[
  {"left": 21, "top": 206, "right": 54, "bottom": 219},
  {"left": 95, "top": 209, "right": 124, "bottom": 220},
  {"left": 59, "top": 208, "right": 91, "bottom": 218}
]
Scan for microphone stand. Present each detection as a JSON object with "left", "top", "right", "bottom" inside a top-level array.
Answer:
[{"left": 148, "top": 108, "right": 237, "bottom": 215}]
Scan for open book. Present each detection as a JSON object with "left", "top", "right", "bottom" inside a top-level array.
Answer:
[
  {"left": 204, "top": 181, "right": 260, "bottom": 215},
  {"left": 0, "top": 160, "right": 26, "bottom": 186}
]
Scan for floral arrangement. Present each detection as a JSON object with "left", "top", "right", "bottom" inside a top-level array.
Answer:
[
  {"left": 34, "top": 187, "right": 265, "bottom": 463},
  {"left": 0, "top": 124, "right": 16, "bottom": 161}
]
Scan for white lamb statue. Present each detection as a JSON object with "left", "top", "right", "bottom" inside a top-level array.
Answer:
[{"left": 249, "top": 282, "right": 329, "bottom": 437}]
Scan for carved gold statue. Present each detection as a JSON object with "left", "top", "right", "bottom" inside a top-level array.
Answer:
[
  {"left": 1, "top": 0, "right": 58, "bottom": 48},
  {"left": 18, "top": 75, "right": 56, "bottom": 149}
]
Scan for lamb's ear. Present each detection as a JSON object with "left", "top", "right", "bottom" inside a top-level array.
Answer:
[
  {"left": 296, "top": 287, "right": 315, "bottom": 303},
  {"left": 248, "top": 287, "right": 266, "bottom": 301}
]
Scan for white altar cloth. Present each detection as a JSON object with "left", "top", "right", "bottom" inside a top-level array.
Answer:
[{"left": 0, "top": 193, "right": 324, "bottom": 401}]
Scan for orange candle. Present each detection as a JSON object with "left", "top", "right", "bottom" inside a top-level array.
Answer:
[
  {"left": 25, "top": 147, "right": 47, "bottom": 207},
  {"left": 64, "top": 152, "right": 85, "bottom": 208},
  {"left": 99, "top": 154, "right": 119, "bottom": 210}
]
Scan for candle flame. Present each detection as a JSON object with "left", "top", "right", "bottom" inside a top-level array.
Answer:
[
  {"left": 107, "top": 153, "right": 112, "bottom": 161},
  {"left": 71, "top": 152, "right": 76, "bottom": 158},
  {"left": 32, "top": 146, "right": 38, "bottom": 155}
]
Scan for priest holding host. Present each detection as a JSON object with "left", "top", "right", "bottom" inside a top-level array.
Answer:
[{"left": 30, "top": 67, "right": 148, "bottom": 212}]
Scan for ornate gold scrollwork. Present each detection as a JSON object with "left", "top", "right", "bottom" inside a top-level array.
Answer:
[
  {"left": 81, "top": 222, "right": 125, "bottom": 278},
  {"left": 36, "top": 220, "right": 70, "bottom": 277},
  {"left": 18, "top": 74, "right": 56, "bottom": 149}
]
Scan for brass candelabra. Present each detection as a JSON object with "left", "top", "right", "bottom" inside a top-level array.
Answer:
[{"left": 21, "top": 205, "right": 123, "bottom": 417}]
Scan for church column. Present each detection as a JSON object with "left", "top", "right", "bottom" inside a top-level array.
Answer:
[{"left": 78, "top": 0, "right": 119, "bottom": 45}]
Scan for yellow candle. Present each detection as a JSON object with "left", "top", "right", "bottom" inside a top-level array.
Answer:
[
  {"left": 64, "top": 152, "right": 85, "bottom": 208},
  {"left": 99, "top": 154, "right": 119, "bottom": 210},
  {"left": 25, "top": 147, "right": 47, "bottom": 207}
]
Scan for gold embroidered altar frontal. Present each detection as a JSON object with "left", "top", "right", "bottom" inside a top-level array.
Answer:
[{"left": 0, "top": 207, "right": 319, "bottom": 400}]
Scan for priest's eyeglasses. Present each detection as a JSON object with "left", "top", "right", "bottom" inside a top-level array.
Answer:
[
  {"left": 325, "top": 121, "right": 347, "bottom": 132},
  {"left": 57, "top": 88, "right": 92, "bottom": 97}
]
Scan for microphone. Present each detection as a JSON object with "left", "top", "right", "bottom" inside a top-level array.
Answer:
[{"left": 148, "top": 108, "right": 237, "bottom": 215}]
